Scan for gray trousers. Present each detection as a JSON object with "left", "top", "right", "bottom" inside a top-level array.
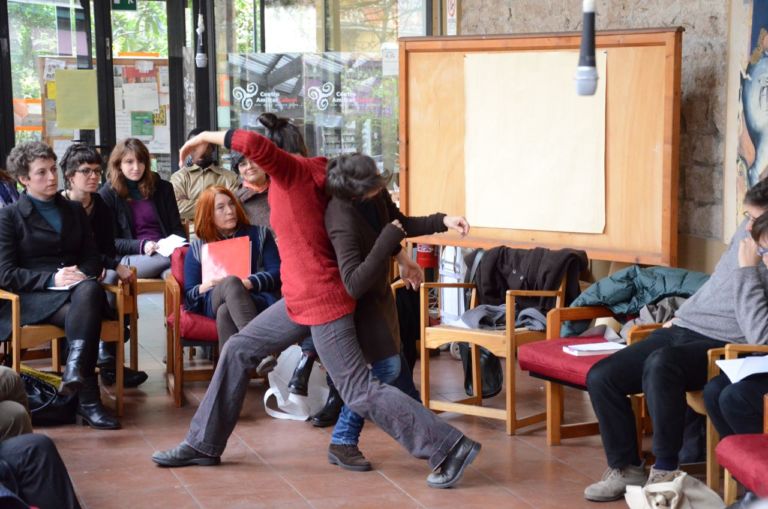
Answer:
[
  {"left": 185, "top": 299, "right": 462, "bottom": 469},
  {"left": 120, "top": 253, "right": 171, "bottom": 279},
  {"left": 210, "top": 276, "right": 258, "bottom": 351}
]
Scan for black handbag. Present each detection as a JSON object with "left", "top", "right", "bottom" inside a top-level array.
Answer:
[
  {"left": 458, "top": 342, "right": 503, "bottom": 399},
  {"left": 20, "top": 372, "right": 77, "bottom": 426}
]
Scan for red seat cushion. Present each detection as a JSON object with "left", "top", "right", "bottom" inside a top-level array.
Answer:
[
  {"left": 171, "top": 245, "right": 189, "bottom": 287},
  {"left": 716, "top": 434, "right": 768, "bottom": 498},
  {"left": 166, "top": 311, "right": 218, "bottom": 342},
  {"left": 518, "top": 336, "right": 612, "bottom": 389}
]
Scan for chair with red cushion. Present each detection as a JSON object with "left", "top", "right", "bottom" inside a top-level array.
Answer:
[
  {"left": 518, "top": 306, "right": 647, "bottom": 446},
  {"left": 165, "top": 246, "right": 219, "bottom": 407},
  {"left": 716, "top": 391, "right": 768, "bottom": 504}
]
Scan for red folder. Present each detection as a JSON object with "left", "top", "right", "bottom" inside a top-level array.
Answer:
[{"left": 201, "top": 236, "right": 251, "bottom": 284}]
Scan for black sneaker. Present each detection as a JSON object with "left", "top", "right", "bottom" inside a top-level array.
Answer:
[{"left": 152, "top": 443, "right": 220, "bottom": 467}]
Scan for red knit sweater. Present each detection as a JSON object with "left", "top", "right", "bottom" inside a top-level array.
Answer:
[{"left": 228, "top": 129, "right": 355, "bottom": 325}]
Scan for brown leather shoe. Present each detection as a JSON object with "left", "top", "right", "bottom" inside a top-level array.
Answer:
[{"left": 328, "top": 444, "right": 372, "bottom": 472}]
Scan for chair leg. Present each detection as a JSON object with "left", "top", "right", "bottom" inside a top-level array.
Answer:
[
  {"left": 723, "top": 469, "right": 738, "bottom": 505},
  {"left": 705, "top": 418, "right": 720, "bottom": 492},
  {"left": 546, "top": 381, "right": 564, "bottom": 446},
  {"left": 115, "top": 337, "right": 124, "bottom": 417},
  {"left": 52, "top": 338, "right": 62, "bottom": 372},
  {"left": 420, "top": 342, "right": 431, "bottom": 409},
  {"left": 130, "top": 307, "right": 138, "bottom": 371},
  {"left": 630, "top": 395, "right": 644, "bottom": 457},
  {"left": 173, "top": 333, "right": 184, "bottom": 407}
]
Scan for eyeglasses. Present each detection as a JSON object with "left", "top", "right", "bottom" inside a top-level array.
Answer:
[
  {"left": 75, "top": 168, "right": 102, "bottom": 178},
  {"left": 758, "top": 245, "right": 768, "bottom": 257}
]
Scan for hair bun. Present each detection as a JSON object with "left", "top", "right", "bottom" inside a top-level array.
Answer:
[{"left": 258, "top": 113, "right": 278, "bottom": 130}]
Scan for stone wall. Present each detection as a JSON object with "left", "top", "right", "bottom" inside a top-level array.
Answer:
[{"left": 461, "top": 0, "right": 729, "bottom": 239}]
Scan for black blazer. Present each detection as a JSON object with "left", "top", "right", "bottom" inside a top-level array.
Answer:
[
  {"left": 98, "top": 178, "right": 186, "bottom": 256},
  {"left": 61, "top": 191, "right": 119, "bottom": 270},
  {"left": 0, "top": 193, "right": 104, "bottom": 340},
  {"left": 324, "top": 190, "right": 446, "bottom": 363}
]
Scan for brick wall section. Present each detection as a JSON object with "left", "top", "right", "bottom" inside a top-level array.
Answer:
[{"left": 461, "top": 0, "right": 728, "bottom": 239}]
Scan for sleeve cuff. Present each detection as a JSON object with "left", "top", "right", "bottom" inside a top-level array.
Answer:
[{"left": 224, "top": 129, "right": 236, "bottom": 150}]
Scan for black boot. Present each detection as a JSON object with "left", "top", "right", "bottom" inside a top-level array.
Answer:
[
  {"left": 98, "top": 341, "right": 148, "bottom": 388},
  {"left": 311, "top": 383, "right": 343, "bottom": 427},
  {"left": 288, "top": 351, "right": 316, "bottom": 396},
  {"left": 76, "top": 376, "right": 121, "bottom": 430},
  {"left": 60, "top": 339, "right": 89, "bottom": 396}
]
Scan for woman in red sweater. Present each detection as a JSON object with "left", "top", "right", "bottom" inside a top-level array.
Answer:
[{"left": 152, "top": 114, "right": 481, "bottom": 488}]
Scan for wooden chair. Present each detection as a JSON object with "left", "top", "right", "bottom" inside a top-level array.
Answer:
[
  {"left": 718, "top": 393, "right": 768, "bottom": 504},
  {"left": 522, "top": 307, "right": 743, "bottom": 491},
  {"left": 418, "top": 276, "right": 566, "bottom": 435},
  {"left": 0, "top": 278, "right": 135, "bottom": 416}
]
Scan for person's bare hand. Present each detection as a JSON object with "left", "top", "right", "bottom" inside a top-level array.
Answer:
[
  {"left": 443, "top": 216, "right": 470, "bottom": 236},
  {"left": 739, "top": 238, "right": 761, "bottom": 268},
  {"left": 116, "top": 264, "right": 134, "bottom": 283},
  {"left": 399, "top": 258, "right": 423, "bottom": 290},
  {"left": 241, "top": 278, "right": 253, "bottom": 290},
  {"left": 54, "top": 266, "right": 86, "bottom": 287},
  {"left": 199, "top": 278, "right": 222, "bottom": 294},
  {"left": 143, "top": 241, "right": 158, "bottom": 256},
  {"left": 179, "top": 133, "right": 211, "bottom": 169}
]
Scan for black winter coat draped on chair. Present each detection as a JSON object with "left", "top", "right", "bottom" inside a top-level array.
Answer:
[{"left": 0, "top": 193, "right": 104, "bottom": 341}]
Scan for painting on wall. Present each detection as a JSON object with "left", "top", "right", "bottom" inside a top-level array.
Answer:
[{"left": 736, "top": 1, "right": 768, "bottom": 208}]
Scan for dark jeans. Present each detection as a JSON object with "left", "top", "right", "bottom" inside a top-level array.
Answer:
[
  {"left": 703, "top": 372, "right": 768, "bottom": 437},
  {"left": 586, "top": 325, "right": 723, "bottom": 468},
  {"left": 0, "top": 434, "right": 81, "bottom": 509},
  {"left": 209, "top": 276, "right": 259, "bottom": 351},
  {"left": 185, "top": 298, "right": 463, "bottom": 469},
  {"left": 47, "top": 279, "right": 107, "bottom": 377}
]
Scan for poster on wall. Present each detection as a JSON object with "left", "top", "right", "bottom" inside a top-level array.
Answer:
[{"left": 735, "top": 2, "right": 768, "bottom": 217}]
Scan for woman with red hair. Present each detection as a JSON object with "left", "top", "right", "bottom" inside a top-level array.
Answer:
[{"left": 184, "top": 186, "right": 280, "bottom": 348}]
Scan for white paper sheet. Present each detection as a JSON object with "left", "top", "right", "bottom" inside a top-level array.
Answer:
[
  {"left": 716, "top": 357, "right": 768, "bottom": 383},
  {"left": 464, "top": 50, "right": 607, "bottom": 233},
  {"left": 122, "top": 82, "right": 160, "bottom": 111},
  {"left": 156, "top": 234, "right": 188, "bottom": 257}
]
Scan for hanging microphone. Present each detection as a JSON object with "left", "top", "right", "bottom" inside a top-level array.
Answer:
[
  {"left": 575, "top": 0, "right": 597, "bottom": 96},
  {"left": 195, "top": 13, "right": 208, "bottom": 68}
]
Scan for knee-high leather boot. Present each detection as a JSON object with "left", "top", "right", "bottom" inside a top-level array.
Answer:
[
  {"left": 60, "top": 339, "right": 90, "bottom": 396},
  {"left": 76, "top": 376, "right": 121, "bottom": 430}
]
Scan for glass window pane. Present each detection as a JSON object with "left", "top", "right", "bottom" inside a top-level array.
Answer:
[
  {"left": 112, "top": 1, "right": 172, "bottom": 179},
  {"left": 8, "top": 0, "right": 92, "bottom": 162}
]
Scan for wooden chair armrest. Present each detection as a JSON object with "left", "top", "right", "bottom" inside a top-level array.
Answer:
[
  {"left": 724, "top": 343, "right": 768, "bottom": 359},
  {"left": 420, "top": 282, "right": 476, "bottom": 290},
  {"left": 626, "top": 323, "right": 663, "bottom": 345},
  {"left": 546, "top": 306, "right": 613, "bottom": 339},
  {"left": 764, "top": 393, "right": 768, "bottom": 434},
  {"left": 0, "top": 288, "right": 20, "bottom": 303},
  {"left": 506, "top": 289, "right": 561, "bottom": 298},
  {"left": 165, "top": 275, "right": 181, "bottom": 308},
  {"left": 707, "top": 347, "right": 726, "bottom": 379}
]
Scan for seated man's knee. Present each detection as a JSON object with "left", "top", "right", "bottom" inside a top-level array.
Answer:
[
  {"left": 586, "top": 357, "right": 622, "bottom": 393},
  {"left": 642, "top": 347, "right": 676, "bottom": 379},
  {"left": 0, "top": 401, "right": 33, "bottom": 439}
]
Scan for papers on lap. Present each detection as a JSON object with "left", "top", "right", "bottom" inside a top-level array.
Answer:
[
  {"left": 156, "top": 234, "right": 188, "bottom": 257},
  {"left": 563, "top": 341, "right": 626, "bottom": 356},
  {"left": 201, "top": 236, "right": 251, "bottom": 284},
  {"left": 716, "top": 356, "right": 768, "bottom": 384},
  {"left": 49, "top": 276, "right": 96, "bottom": 291}
]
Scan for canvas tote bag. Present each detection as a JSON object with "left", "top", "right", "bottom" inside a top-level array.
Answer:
[
  {"left": 625, "top": 471, "right": 724, "bottom": 509},
  {"left": 263, "top": 345, "right": 329, "bottom": 421}
]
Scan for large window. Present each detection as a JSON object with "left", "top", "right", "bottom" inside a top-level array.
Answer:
[{"left": 213, "top": 0, "right": 431, "bottom": 185}]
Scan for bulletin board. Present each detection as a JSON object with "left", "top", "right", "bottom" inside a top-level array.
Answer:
[
  {"left": 398, "top": 28, "right": 683, "bottom": 266},
  {"left": 38, "top": 56, "right": 171, "bottom": 157}
]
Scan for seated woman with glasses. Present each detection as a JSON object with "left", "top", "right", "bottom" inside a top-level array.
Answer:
[
  {"left": 59, "top": 143, "right": 148, "bottom": 389},
  {"left": 0, "top": 141, "right": 119, "bottom": 429},
  {"left": 99, "top": 138, "right": 186, "bottom": 279},
  {"left": 184, "top": 186, "right": 280, "bottom": 350}
]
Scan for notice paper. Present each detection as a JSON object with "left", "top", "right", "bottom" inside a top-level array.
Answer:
[
  {"left": 716, "top": 356, "right": 768, "bottom": 384},
  {"left": 122, "top": 82, "right": 160, "bottom": 111},
  {"left": 55, "top": 69, "right": 99, "bottom": 129},
  {"left": 131, "top": 111, "right": 154, "bottom": 139}
]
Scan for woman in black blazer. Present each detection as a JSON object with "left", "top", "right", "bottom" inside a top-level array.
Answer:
[
  {"left": 99, "top": 138, "right": 185, "bottom": 278},
  {"left": 0, "top": 142, "right": 119, "bottom": 430}
]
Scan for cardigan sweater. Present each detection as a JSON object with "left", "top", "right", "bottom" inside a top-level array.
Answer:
[{"left": 226, "top": 129, "right": 354, "bottom": 325}]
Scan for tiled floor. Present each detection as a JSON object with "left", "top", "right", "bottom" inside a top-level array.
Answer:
[{"left": 39, "top": 294, "right": 628, "bottom": 509}]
